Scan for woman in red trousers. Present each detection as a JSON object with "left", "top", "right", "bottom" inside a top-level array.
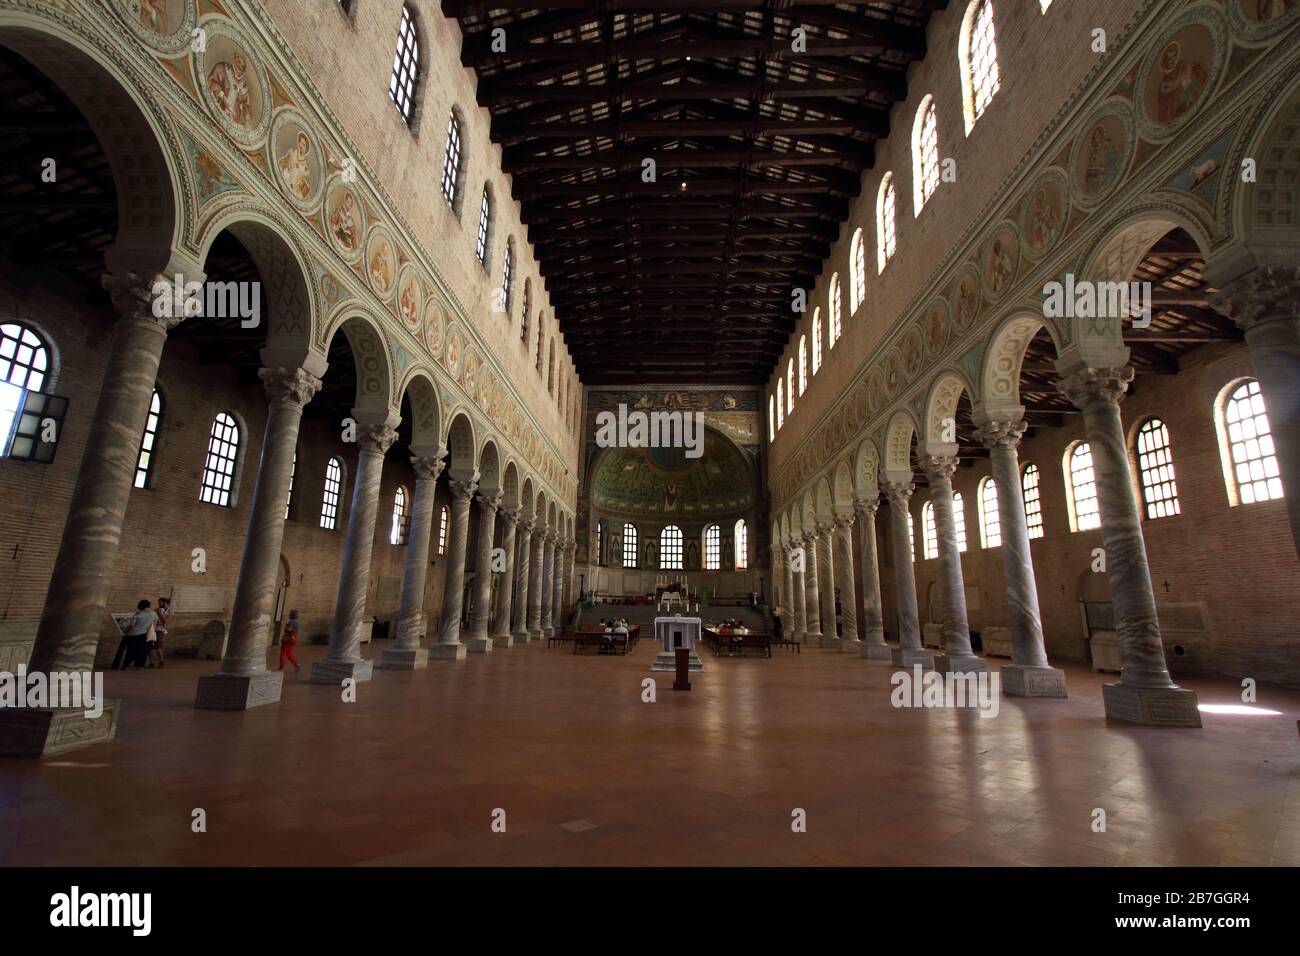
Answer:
[{"left": 279, "top": 609, "right": 301, "bottom": 672}]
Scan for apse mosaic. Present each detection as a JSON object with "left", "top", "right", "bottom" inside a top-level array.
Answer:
[{"left": 590, "top": 441, "right": 755, "bottom": 519}]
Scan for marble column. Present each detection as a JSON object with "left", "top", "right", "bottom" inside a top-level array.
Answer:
[
  {"left": 379, "top": 454, "right": 445, "bottom": 670},
  {"left": 429, "top": 477, "right": 477, "bottom": 661},
  {"left": 853, "top": 497, "right": 892, "bottom": 660},
  {"left": 527, "top": 527, "right": 546, "bottom": 641},
  {"left": 780, "top": 545, "right": 797, "bottom": 642},
  {"left": 1059, "top": 366, "right": 1200, "bottom": 726},
  {"left": 801, "top": 532, "right": 823, "bottom": 643},
  {"left": 976, "top": 419, "right": 1067, "bottom": 697},
  {"left": 492, "top": 509, "right": 519, "bottom": 648},
  {"left": 552, "top": 538, "right": 568, "bottom": 633},
  {"left": 465, "top": 491, "right": 502, "bottom": 653},
  {"left": 832, "top": 513, "right": 860, "bottom": 652},
  {"left": 815, "top": 522, "right": 838, "bottom": 648},
  {"left": 312, "top": 423, "right": 398, "bottom": 684},
  {"left": 540, "top": 533, "right": 557, "bottom": 639},
  {"left": 513, "top": 519, "right": 534, "bottom": 642},
  {"left": 789, "top": 541, "right": 808, "bottom": 642},
  {"left": 920, "top": 455, "right": 987, "bottom": 675},
  {"left": 884, "top": 481, "right": 930, "bottom": 667},
  {"left": 197, "top": 367, "right": 322, "bottom": 709},
  {"left": 1209, "top": 267, "right": 1300, "bottom": 562}
]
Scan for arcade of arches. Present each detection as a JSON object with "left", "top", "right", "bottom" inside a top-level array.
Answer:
[{"left": 0, "top": 0, "right": 1299, "bottom": 867}]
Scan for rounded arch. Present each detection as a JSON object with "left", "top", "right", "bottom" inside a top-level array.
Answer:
[
  {"left": 800, "top": 489, "right": 816, "bottom": 534},
  {"left": 911, "top": 93, "right": 939, "bottom": 215},
  {"left": 500, "top": 459, "right": 521, "bottom": 510},
  {"left": 477, "top": 437, "right": 502, "bottom": 495},
  {"left": 979, "top": 309, "right": 1064, "bottom": 414},
  {"left": 546, "top": 501, "right": 557, "bottom": 534},
  {"left": 1227, "top": 71, "right": 1300, "bottom": 268},
  {"left": 519, "top": 474, "right": 535, "bottom": 519},
  {"left": 534, "top": 488, "right": 549, "bottom": 531},
  {"left": 883, "top": 409, "right": 919, "bottom": 480},
  {"left": 854, "top": 438, "right": 881, "bottom": 498},
  {"left": 923, "top": 369, "right": 974, "bottom": 454},
  {"left": 395, "top": 366, "right": 442, "bottom": 455},
  {"left": 322, "top": 311, "right": 394, "bottom": 416},
  {"left": 832, "top": 460, "right": 854, "bottom": 510},
  {"left": 444, "top": 410, "right": 477, "bottom": 481},
  {"left": 814, "top": 475, "right": 834, "bottom": 519},
  {"left": 876, "top": 172, "right": 897, "bottom": 273},
  {"left": 957, "top": 0, "right": 1001, "bottom": 135}
]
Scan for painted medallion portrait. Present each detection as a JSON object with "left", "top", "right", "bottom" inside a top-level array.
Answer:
[
  {"left": 1021, "top": 173, "right": 1067, "bottom": 259},
  {"left": 423, "top": 302, "right": 444, "bottom": 359},
  {"left": 1144, "top": 27, "right": 1214, "bottom": 127},
  {"left": 201, "top": 35, "right": 265, "bottom": 135},
  {"left": 271, "top": 114, "right": 324, "bottom": 209},
  {"left": 982, "top": 225, "right": 1020, "bottom": 301},
  {"left": 925, "top": 303, "right": 948, "bottom": 357},
  {"left": 445, "top": 327, "right": 463, "bottom": 377},
  {"left": 953, "top": 270, "right": 980, "bottom": 331},
  {"left": 125, "top": 0, "right": 184, "bottom": 34},
  {"left": 1069, "top": 105, "right": 1134, "bottom": 207},
  {"left": 396, "top": 268, "right": 422, "bottom": 330},
  {"left": 366, "top": 233, "right": 396, "bottom": 297},
  {"left": 325, "top": 181, "right": 365, "bottom": 260}
]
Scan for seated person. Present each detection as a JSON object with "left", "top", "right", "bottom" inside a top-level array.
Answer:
[{"left": 601, "top": 620, "right": 614, "bottom": 652}]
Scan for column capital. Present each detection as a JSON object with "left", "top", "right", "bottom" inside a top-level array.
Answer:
[
  {"left": 833, "top": 512, "right": 855, "bottom": 532},
  {"left": 449, "top": 478, "right": 478, "bottom": 502},
  {"left": 476, "top": 490, "right": 503, "bottom": 515},
  {"left": 919, "top": 454, "right": 960, "bottom": 483},
  {"left": 853, "top": 495, "right": 881, "bottom": 520},
  {"left": 1057, "top": 365, "right": 1133, "bottom": 411},
  {"left": 882, "top": 480, "right": 914, "bottom": 507},
  {"left": 411, "top": 455, "right": 445, "bottom": 481},
  {"left": 975, "top": 418, "right": 1027, "bottom": 451},
  {"left": 499, "top": 506, "right": 519, "bottom": 526},
  {"left": 517, "top": 517, "right": 534, "bottom": 534},
  {"left": 260, "top": 366, "right": 322, "bottom": 408},
  {"left": 102, "top": 270, "right": 190, "bottom": 332},
  {"left": 814, "top": 519, "right": 835, "bottom": 537},
  {"left": 1207, "top": 264, "right": 1300, "bottom": 333},
  {"left": 355, "top": 423, "right": 399, "bottom": 456}
]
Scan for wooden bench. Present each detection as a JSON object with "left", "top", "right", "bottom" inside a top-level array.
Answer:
[
  {"left": 771, "top": 637, "right": 801, "bottom": 654},
  {"left": 704, "top": 628, "right": 772, "bottom": 658}
]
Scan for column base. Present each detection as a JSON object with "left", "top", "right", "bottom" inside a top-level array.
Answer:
[
  {"left": 196, "top": 671, "right": 284, "bottom": 710},
  {"left": 933, "top": 652, "right": 989, "bottom": 675},
  {"left": 427, "top": 642, "right": 468, "bottom": 661},
  {"left": 1102, "top": 682, "right": 1202, "bottom": 727},
  {"left": 378, "top": 647, "right": 428, "bottom": 670},
  {"left": 491, "top": 633, "right": 518, "bottom": 648},
  {"left": 804, "top": 630, "right": 823, "bottom": 644},
  {"left": 466, "top": 637, "right": 493, "bottom": 653},
  {"left": 892, "top": 647, "right": 933, "bottom": 668},
  {"left": 859, "top": 642, "right": 893, "bottom": 661},
  {"left": 528, "top": 628, "right": 543, "bottom": 642},
  {"left": 837, "top": 639, "right": 862, "bottom": 654},
  {"left": 819, "top": 636, "right": 841, "bottom": 650},
  {"left": 1001, "top": 664, "right": 1068, "bottom": 698},
  {"left": 513, "top": 630, "right": 531, "bottom": 644},
  {"left": 310, "top": 658, "right": 374, "bottom": 684},
  {"left": 0, "top": 701, "right": 120, "bottom": 757},
  {"left": 542, "top": 626, "right": 555, "bottom": 639}
]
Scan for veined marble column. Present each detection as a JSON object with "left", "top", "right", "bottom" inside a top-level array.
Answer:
[
  {"left": 540, "top": 533, "right": 557, "bottom": 639},
  {"left": 920, "top": 455, "right": 986, "bottom": 675},
  {"left": 552, "top": 538, "right": 568, "bottom": 634},
  {"left": 379, "top": 454, "right": 445, "bottom": 670},
  {"left": 1059, "top": 366, "right": 1199, "bottom": 726},
  {"left": 312, "top": 423, "right": 397, "bottom": 684},
  {"left": 801, "top": 532, "right": 823, "bottom": 643},
  {"left": 430, "top": 477, "right": 477, "bottom": 661},
  {"left": 832, "top": 513, "right": 860, "bottom": 652},
  {"left": 198, "top": 366, "right": 321, "bottom": 709},
  {"left": 884, "top": 481, "right": 930, "bottom": 667},
  {"left": 815, "top": 522, "right": 838, "bottom": 648},
  {"left": 853, "top": 497, "right": 891, "bottom": 660},
  {"left": 492, "top": 509, "right": 519, "bottom": 648},
  {"left": 513, "top": 519, "right": 534, "bottom": 642},
  {"left": 976, "top": 419, "right": 1067, "bottom": 697},
  {"left": 780, "top": 545, "right": 797, "bottom": 642},
  {"left": 465, "top": 491, "right": 502, "bottom": 653},
  {"left": 527, "top": 528, "right": 546, "bottom": 641},
  {"left": 1209, "top": 267, "right": 1300, "bottom": 562}
]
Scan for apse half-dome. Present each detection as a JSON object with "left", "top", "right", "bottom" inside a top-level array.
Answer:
[{"left": 589, "top": 429, "right": 755, "bottom": 519}]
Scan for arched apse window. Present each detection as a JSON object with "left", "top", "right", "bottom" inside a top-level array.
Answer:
[
  {"left": 850, "top": 228, "right": 867, "bottom": 314},
  {"left": 1135, "top": 418, "right": 1180, "bottom": 519},
  {"left": 704, "top": 524, "right": 721, "bottom": 570},
  {"left": 786, "top": 359, "right": 795, "bottom": 414},
  {"left": 978, "top": 476, "right": 1000, "bottom": 548},
  {"left": 960, "top": 0, "right": 1001, "bottom": 134},
  {"left": 1218, "top": 379, "right": 1283, "bottom": 505},
  {"left": 133, "top": 388, "right": 163, "bottom": 489},
  {"left": 922, "top": 502, "right": 938, "bottom": 560},
  {"left": 912, "top": 96, "right": 940, "bottom": 214},
  {"left": 776, "top": 380, "right": 784, "bottom": 429},
  {"left": 953, "top": 491, "right": 968, "bottom": 553},
  {"left": 199, "top": 412, "right": 240, "bottom": 507},
  {"left": 734, "top": 518, "right": 748, "bottom": 570},
  {"left": 437, "top": 504, "right": 449, "bottom": 554},
  {"left": 876, "top": 173, "right": 897, "bottom": 272},
  {"left": 284, "top": 449, "right": 297, "bottom": 520},
  {"left": 798, "top": 336, "right": 807, "bottom": 395},
  {"left": 475, "top": 185, "right": 492, "bottom": 265},
  {"left": 388, "top": 5, "right": 421, "bottom": 126},
  {"left": 811, "top": 309, "right": 823, "bottom": 372},
  {"left": 390, "top": 485, "right": 409, "bottom": 545},
  {"left": 440, "top": 111, "right": 463, "bottom": 208},
  {"left": 501, "top": 239, "right": 514, "bottom": 313},
  {"left": 828, "top": 274, "right": 843, "bottom": 347},
  {"left": 906, "top": 511, "right": 916, "bottom": 562},
  {"left": 595, "top": 519, "right": 605, "bottom": 565},
  {"left": 660, "top": 526, "right": 684, "bottom": 570},
  {"left": 1022, "top": 463, "right": 1044, "bottom": 539},
  {"left": 320, "top": 456, "right": 344, "bottom": 530},
  {"left": 0, "top": 321, "right": 49, "bottom": 457},
  {"left": 622, "top": 523, "right": 639, "bottom": 567},
  {"left": 1065, "top": 442, "right": 1101, "bottom": 532},
  {"left": 768, "top": 394, "right": 775, "bottom": 442}
]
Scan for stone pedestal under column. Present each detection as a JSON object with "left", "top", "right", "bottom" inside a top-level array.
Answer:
[{"left": 854, "top": 497, "right": 893, "bottom": 661}]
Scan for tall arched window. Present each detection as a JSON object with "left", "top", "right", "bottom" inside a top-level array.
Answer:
[
  {"left": 768, "top": 394, "right": 775, "bottom": 441},
  {"left": 134, "top": 388, "right": 163, "bottom": 489},
  {"left": 389, "top": 4, "right": 421, "bottom": 125},
  {"left": 798, "top": 335, "right": 807, "bottom": 395},
  {"left": 1022, "top": 463, "right": 1044, "bottom": 539},
  {"left": 536, "top": 325, "right": 545, "bottom": 371},
  {"left": 906, "top": 511, "right": 916, "bottom": 562},
  {"left": 922, "top": 502, "right": 938, "bottom": 560},
  {"left": 876, "top": 173, "right": 897, "bottom": 272},
  {"left": 978, "top": 476, "right": 1000, "bottom": 548},
  {"left": 520, "top": 283, "right": 531, "bottom": 342},
  {"left": 776, "top": 380, "right": 784, "bottom": 429},
  {"left": 437, "top": 504, "right": 449, "bottom": 554},
  {"left": 953, "top": 491, "right": 968, "bottom": 553},
  {"left": 390, "top": 485, "right": 408, "bottom": 545},
  {"left": 475, "top": 186, "right": 492, "bottom": 265},
  {"left": 595, "top": 519, "right": 605, "bottom": 565},
  {"left": 1065, "top": 442, "right": 1101, "bottom": 531},
  {"left": 285, "top": 449, "right": 297, "bottom": 520},
  {"left": 828, "top": 274, "right": 842, "bottom": 347},
  {"left": 704, "top": 524, "right": 721, "bottom": 570},
  {"left": 811, "top": 309, "right": 823, "bottom": 373},
  {"left": 786, "top": 359, "right": 795, "bottom": 414},
  {"left": 960, "top": 0, "right": 1001, "bottom": 133},
  {"left": 501, "top": 239, "right": 514, "bottom": 313},
  {"left": 660, "top": 525, "right": 684, "bottom": 570},
  {"left": 1219, "top": 379, "right": 1283, "bottom": 504},
  {"left": 440, "top": 111, "right": 463, "bottom": 207},
  {"left": 622, "top": 523, "right": 639, "bottom": 567},
  {"left": 199, "top": 412, "right": 240, "bottom": 507},
  {"left": 912, "top": 96, "right": 940, "bottom": 214},
  {"left": 1135, "top": 418, "right": 1180, "bottom": 519},
  {"left": 547, "top": 340, "right": 556, "bottom": 394},
  {"left": 0, "top": 321, "right": 49, "bottom": 457},
  {"left": 734, "top": 518, "right": 748, "bottom": 570},
  {"left": 850, "top": 228, "right": 866, "bottom": 314},
  {"left": 320, "top": 456, "right": 344, "bottom": 530}
]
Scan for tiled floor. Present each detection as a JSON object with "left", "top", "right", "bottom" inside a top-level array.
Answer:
[{"left": 2, "top": 639, "right": 1299, "bottom": 866}]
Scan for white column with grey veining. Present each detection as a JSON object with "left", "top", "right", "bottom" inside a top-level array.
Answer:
[
  {"left": 198, "top": 367, "right": 321, "bottom": 708},
  {"left": 815, "top": 522, "right": 837, "bottom": 648},
  {"left": 513, "top": 518, "right": 534, "bottom": 642},
  {"left": 379, "top": 454, "right": 445, "bottom": 670},
  {"left": 832, "top": 513, "right": 860, "bottom": 651},
  {"left": 311, "top": 422, "right": 398, "bottom": 683},
  {"left": 540, "top": 533, "right": 557, "bottom": 638},
  {"left": 976, "top": 419, "right": 1067, "bottom": 697},
  {"left": 853, "top": 497, "right": 892, "bottom": 660},
  {"left": 884, "top": 481, "right": 930, "bottom": 667},
  {"left": 429, "top": 477, "right": 477, "bottom": 661},
  {"left": 801, "top": 532, "right": 823, "bottom": 643},
  {"left": 789, "top": 538, "right": 807, "bottom": 642},
  {"left": 1059, "top": 366, "right": 1199, "bottom": 725},
  {"left": 552, "top": 537, "right": 568, "bottom": 634},
  {"left": 920, "top": 455, "right": 986, "bottom": 675},
  {"left": 780, "top": 545, "right": 796, "bottom": 642},
  {"left": 492, "top": 509, "right": 519, "bottom": 647},
  {"left": 465, "top": 491, "right": 501, "bottom": 652},
  {"left": 527, "top": 527, "right": 546, "bottom": 641}
]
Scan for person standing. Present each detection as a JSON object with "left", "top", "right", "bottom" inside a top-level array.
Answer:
[
  {"left": 121, "top": 600, "right": 156, "bottom": 670},
  {"left": 278, "top": 609, "right": 301, "bottom": 672},
  {"left": 772, "top": 604, "right": 784, "bottom": 640},
  {"left": 148, "top": 596, "right": 172, "bottom": 668}
]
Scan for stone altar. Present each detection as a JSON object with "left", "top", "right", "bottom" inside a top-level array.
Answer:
[{"left": 651, "top": 616, "right": 704, "bottom": 673}]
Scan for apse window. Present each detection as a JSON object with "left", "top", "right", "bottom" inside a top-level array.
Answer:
[
  {"left": 199, "top": 412, "right": 240, "bottom": 507},
  {"left": 437, "top": 504, "right": 449, "bottom": 555},
  {"left": 734, "top": 519, "right": 748, "bottom": 570},
  {"left": 660, "top": 525, "right": 684, "bottom": 571},
  {"left": 1065, "top": 442, "right": 1101, "bottom": 532},
  {"left": 622, "top": 523, "right": 638, "bottom": 567},
  {"left": 595, "top": 520, "right": 604, "bottom": 565},
  {"left": 390, "top": 485, "right": 408, "bottom": 545},
  {"left": 321, "top": 456, "right": 343, "bottom": 530},
  {"left": 1220, "top": 379, "right": 1283, "bottom": 505},
  {"left": 1136, "top": 418, "right": 1181, "bottom": 519},
  {"left": 978, "top": 476, "right": 1000, "bottom": 548},
  {"left": 704, "top": 524, "right": 721, "bottom": 570},
  {"left": 133, "top": 388, "right": 163, "bottom": 489},
  {"left": 0, "top": 321, "right": 48, "bottom": 457},
  {"left": 388, "top": 5, "right": 421, "bottom": 126},
  {"left": 1022, "top": 463, "right": 1045, "bottom": 539}
]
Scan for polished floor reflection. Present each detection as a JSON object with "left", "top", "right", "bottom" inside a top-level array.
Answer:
[{"left": 2, "top": 640, "right": 1298, "bottom": 866}]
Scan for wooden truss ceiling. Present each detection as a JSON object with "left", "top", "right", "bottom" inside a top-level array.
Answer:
[{"left": 443, "top": 0, "right": 941, "bottom": 384}]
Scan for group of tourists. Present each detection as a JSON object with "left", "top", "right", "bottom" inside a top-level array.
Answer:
[
  {"left": 113, "top": 597, "right": 171, "bottom": 670},
  {"left": 599, "top": 618, "right": 630, "bottom": 653}
]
